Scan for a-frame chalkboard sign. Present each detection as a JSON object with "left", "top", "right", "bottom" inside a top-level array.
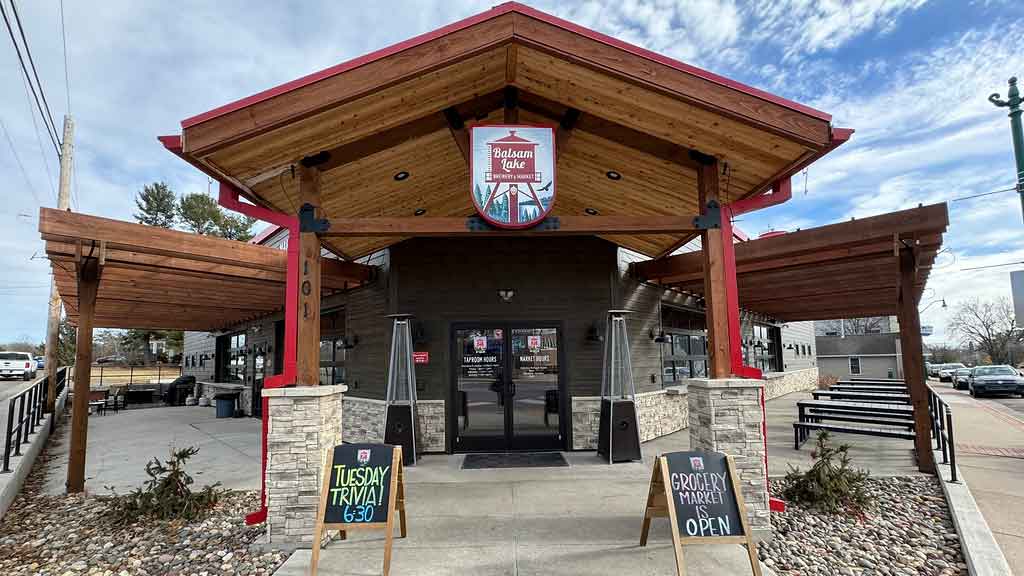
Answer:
[
  {"left": 310, "top": 444, "right": 407, "bottom": 576},
  {"left": 639, "top": 450, "right": 761, "bottom": 576}
]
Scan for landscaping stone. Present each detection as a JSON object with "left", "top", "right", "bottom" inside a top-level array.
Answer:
[
  {"left": 760, "top": 476, "right": 969, "bottom": 576},
  {"left": 0, "top": 425, "right": 291, "bottom": 575}
]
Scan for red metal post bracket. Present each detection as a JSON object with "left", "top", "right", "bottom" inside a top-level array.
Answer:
[{"left": 218, "top": 182, "right": 300, "bottom": 525}]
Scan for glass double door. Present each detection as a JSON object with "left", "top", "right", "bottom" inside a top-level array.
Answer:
[{"left": 453, "top": 325, "right": 562, "bottom": 452}]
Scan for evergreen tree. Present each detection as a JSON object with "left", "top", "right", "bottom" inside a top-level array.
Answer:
[
  {"left": 177, "top": 193, "right": 223, "bottom": 235},
  {"left": 134, "top": 182, "right": 177, "bottom": 228},
  {"left": 217, "top": 213, "right": 256, "bottom": 242}
]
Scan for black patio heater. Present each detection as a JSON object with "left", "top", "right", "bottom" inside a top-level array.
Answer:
[
  {"left": 384, "top": 313, "right": 418, "bottom": 466},
  {"left": 597, "top": 310, "right": 642, "bottom": 463}
]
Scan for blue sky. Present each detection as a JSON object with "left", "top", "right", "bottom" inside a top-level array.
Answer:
[{"left": 0, "top": 0, "right": 1022, "bottom": 345}]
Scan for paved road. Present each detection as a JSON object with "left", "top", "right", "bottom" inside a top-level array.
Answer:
[
  {"left": 0, "top": 377, "right": 41, "bottom": 439},
  {"left": 931, "top": 380, "right": 1024, "bottom": 574}
]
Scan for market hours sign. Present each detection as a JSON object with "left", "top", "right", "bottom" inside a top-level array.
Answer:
[{"left": 470, "top": 125, "right": 556, "bottom": 229}]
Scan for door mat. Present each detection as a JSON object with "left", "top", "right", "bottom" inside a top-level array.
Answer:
[{"left": 461, "top": 452, "right": 569, "bottom": 470}]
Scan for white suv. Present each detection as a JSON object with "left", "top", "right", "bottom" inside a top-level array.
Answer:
[{"left": 0, "top": 351, "right": 37, "bottom": 381}]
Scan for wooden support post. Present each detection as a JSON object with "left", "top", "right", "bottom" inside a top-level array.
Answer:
[
  {"left": 67, "top": 257, "right": 100, "bottom": 493},
  {"left": 699, "top": 160, "right": 731, "bottom": 378},
  {"left": 897, "top": 244, "right": 936, "bottom": 473},
  {"left": 296, "top": 165, "right": 322, "bottom": 386}
]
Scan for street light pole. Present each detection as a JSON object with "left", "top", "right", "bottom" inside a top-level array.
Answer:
[{"left": 990, "top": 77, "right": 1024, "bottom": 223}]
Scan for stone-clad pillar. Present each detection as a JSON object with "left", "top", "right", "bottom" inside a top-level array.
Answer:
[
  {"left": 686, "top": 378, "right": 769, "bottom": 537},
  {"left": 263, "top": 385, "right": 345, "bottom": 547}
]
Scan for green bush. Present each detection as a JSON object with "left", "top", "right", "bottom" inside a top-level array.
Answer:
[
  {"left": 782, "top": 431, "right": 872, "bottom": 514},
  {"left": 101, "top": 446, "right": 226, "bottom": 525}
]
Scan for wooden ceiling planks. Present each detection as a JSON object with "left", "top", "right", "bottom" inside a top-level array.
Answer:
[
  {"left": 169, "top": 4, "right": 838, "bottom": 262},
  {"left": 632, "top": 204, "right": 949, "bottom": 322}
]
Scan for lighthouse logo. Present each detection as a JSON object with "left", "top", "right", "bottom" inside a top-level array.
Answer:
[{"left": 471, "top": 125, "right": 556, "bottom": 229}]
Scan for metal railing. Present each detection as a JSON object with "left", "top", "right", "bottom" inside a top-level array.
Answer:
[
  {"left": 89, "top": 364, "right": 181, "bottom": 387},
  {"left": 927, "top": 385, "right": 957, "bottom": 482},
  {"left": 2, "top": 367, "right": 68, "bottom": 473}
]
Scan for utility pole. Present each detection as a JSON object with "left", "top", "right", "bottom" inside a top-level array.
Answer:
[
  {"left": 44, "top": 115, "right": 73, "bottom": 416},
  {"left": 989, "top": 77, "right": 1024, "bottom": 223}
]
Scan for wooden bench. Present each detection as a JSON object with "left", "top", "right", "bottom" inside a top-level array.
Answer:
[
  {"left": 795, "top": 399, "right": 915, "bottom": 447},
  {"left": 829, "top": 385, "right": 908, "bottom": 393},
  {"left": 793, "top": 421, "right": 915, "bottom": 448},
  {"left": 798, "top": 399, "right": 913, "bottom": 417},
  {"left": 812, "top": 390, "right": 910, "bottom": 404}
]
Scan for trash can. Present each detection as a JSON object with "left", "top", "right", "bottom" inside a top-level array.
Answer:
[{"left": 214, "top": 393, "right": 239, "bottom": 418}]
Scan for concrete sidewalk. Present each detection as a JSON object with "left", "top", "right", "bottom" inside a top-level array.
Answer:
[
  {"left": 41, "top": 405, "right": 261, "bottom": 495},
  {"left": 273, "top": 434, "right": 776, "bottom": 576},
  {"left": 933, "top": 381, "right": 1024, "bottom": 574}
]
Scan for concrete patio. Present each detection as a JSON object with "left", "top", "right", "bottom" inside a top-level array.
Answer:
[
  {"left": 34, "top": 390, "right": 925, "bottom": 575},
  {"left": 41, "top": 405, "right": 261, "bottom": 495}
]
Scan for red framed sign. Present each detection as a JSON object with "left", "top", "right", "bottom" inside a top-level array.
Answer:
[
  {"left": 412, "top": 352, "right": 429, "bottom": 365},
  {"left": 470, "top": 125, "right": 556, "bottom": 229}
]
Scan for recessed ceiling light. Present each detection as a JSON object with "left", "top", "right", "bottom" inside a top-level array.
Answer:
[
  {"left": 394, "top": 171, "right": 410, "bottom": 181},
  {"left": 584, "top": 207, "right": 599, "bottom": 215},
  {"left": 414, "top": 208, "right": 427, "bottom": 216},
  {"left": 606, "top": 170, "right": 622, "bottom": 181}
]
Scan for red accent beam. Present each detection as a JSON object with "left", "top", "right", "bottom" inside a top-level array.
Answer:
[{"left": 217, "top": 182, "right": 300, "bottom": 526}]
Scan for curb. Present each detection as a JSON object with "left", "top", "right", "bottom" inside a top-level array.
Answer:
[{"left": 933, "top": 449, "right": 1012, "bottom": 576}]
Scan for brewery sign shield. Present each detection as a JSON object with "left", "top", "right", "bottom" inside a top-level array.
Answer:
[{"left": 470, "top": 125, "right": 556, "bottom": 229}]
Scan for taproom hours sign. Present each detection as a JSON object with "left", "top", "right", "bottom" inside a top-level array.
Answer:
[{"left": 470, "top": 125, "right": 556, "bottom": 229}]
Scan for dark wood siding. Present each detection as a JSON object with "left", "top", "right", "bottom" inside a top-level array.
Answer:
[
  {"left": 614, "top": 254, "right": 665, "bottom": 394},
  {"left": 388, "top": 237, "right": 615, "bottom": 401}
]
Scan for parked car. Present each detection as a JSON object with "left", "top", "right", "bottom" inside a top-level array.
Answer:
[
  {"left": 0, "top": 351, "right": 37, "bottom": 380},
  {"left": 968, "top": 365, "right": 1024, "bottom": 398},
  {"left": 95, "top": 355, "right": 127, "bottom": 364},
  {"left": 953, "top": 367, "right": 973, "bottom": 390},
  {"left": 35, "top": 355, "right": 45, "bottom": 370},
  {"left": 938, "top": 363, "right": 967, "bottom": 382}
]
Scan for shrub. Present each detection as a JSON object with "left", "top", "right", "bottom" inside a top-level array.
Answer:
[
  {"left": 817, "top": 374, "right": 838, "bottom": 390},
  {"left": 782, "top": 431, "right": 872, "bottom": 514},
  {"left": 101, "top": 446, "right": 226, "bottom": 525}
]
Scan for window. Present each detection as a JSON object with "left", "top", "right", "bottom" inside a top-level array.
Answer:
[
  {"left": 660, "top": 305, "right": 708, "bottom": 384},
  {"left": 217, "top": 331, "right": 246, "bottom": 383},
  {"left": 319, "top": 308, "right": 346, "bottom": 385},
  {"left": 849, "top": 357, "right": 861, "bottom": 375},
  {"left": 745, "top": 323, "right": 781, "bottom": 373}
]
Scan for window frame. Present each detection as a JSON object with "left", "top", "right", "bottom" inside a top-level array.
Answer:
[{"left": 849, "top": 356, "right": 862, "bottom": 375}]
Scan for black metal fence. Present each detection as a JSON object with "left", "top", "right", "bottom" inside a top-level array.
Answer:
[
  {"left": 2, "top": 367, "right": 68, "bottom": 473},
  {"left": 928, "top": 385, "right": 957, "bottom": 482}
]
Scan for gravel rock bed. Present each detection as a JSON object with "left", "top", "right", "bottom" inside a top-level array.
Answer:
[
  {"left": 760, "top": 476, "right": 968, "bottom": 576},
  {"left": 0, "top": 425, "right": 290, "bottom": 576}
]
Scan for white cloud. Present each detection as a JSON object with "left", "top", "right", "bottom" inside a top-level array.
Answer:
[{"left": 0, "top": 0, "right": 1016, "bottom": 345}]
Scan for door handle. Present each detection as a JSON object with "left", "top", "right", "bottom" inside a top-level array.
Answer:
[{"left": 510, "top": 381, "right": 516, "bottom": 397}]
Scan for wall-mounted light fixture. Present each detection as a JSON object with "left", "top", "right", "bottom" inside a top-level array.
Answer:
[
  {"left": 648, "top": 328, "right": 667, "bottom": 343},
  {"left": 497, "top": 288, "right": 516, "bottom": 303},
  {"left": 343, "top": 334, "right": 360, "bottom": 349},
  {"left": 586, "top": 322, "right": 604, "bottom": 343}
]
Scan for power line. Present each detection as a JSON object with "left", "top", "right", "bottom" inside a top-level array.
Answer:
[
  {"left": 59, "top": 0, "right": 70, "bottom": 112},
  {"left": 9, "top": 0, "right": 60, "bottom": 143},
  {"left": 960, "top": 260, "right": 1024, "bottom": 272},
  {"left": 20, "top": 67, "right": 56, "bottom": 201},
  {"left": 0, "top": 117, "right": 44, "bottom": 208},
  {"left": 952, "top": 185, "right": 1017, "bottom": 202},
  {"left": 0, "top": 0, "right": 60, "bottom": 156}
]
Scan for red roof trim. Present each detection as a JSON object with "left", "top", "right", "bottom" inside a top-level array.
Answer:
[
  {"left": 180, "top": 2, "right": 830, "bottom": 130},
  {"left": 250, "top": 224, "right": 282, "bottom": 245}
]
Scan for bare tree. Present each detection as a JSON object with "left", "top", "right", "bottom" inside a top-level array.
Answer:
[
  {"left": 817, "top": 317, "right": 888, "bottom": 336},
  {"left": 948, "top": 297, "right": 1023, "bottom": 365}
]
